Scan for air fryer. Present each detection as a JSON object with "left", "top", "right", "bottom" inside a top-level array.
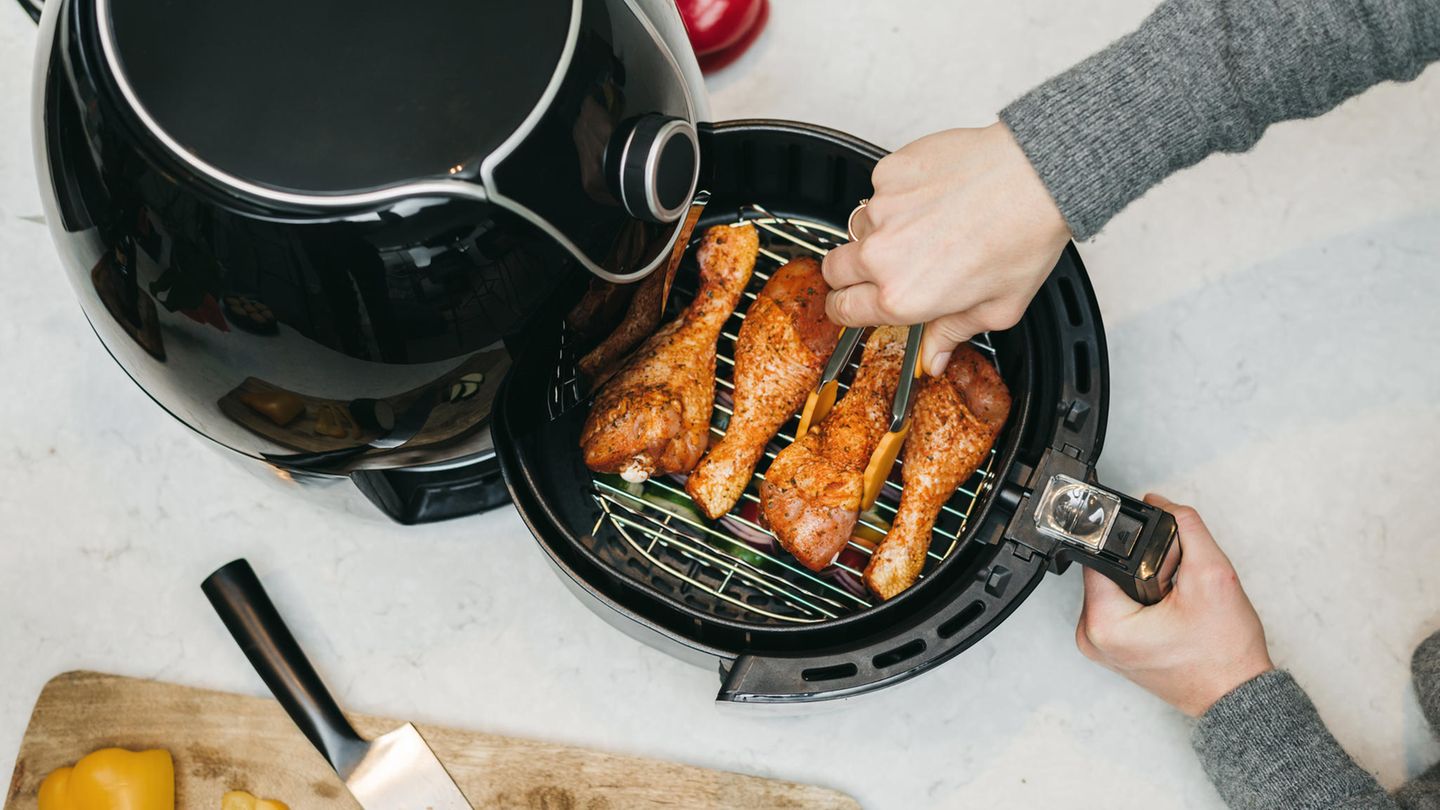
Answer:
[
  {"left": 29, "top": 0, "right": 1178, "bottom": 701},
  {"left": 31, "top": 0, "right": 707, "bottom": 522}
]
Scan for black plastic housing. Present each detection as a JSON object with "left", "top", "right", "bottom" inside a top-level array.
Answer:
[
  {"left": 31, "top": 0, "right": 704, "bottom": 485},
  {"left": 35, "top": 0, "right": 574, "bottom": 469},
  {"left": 351, "top": 455, "right": 510, "bottom": 525}
]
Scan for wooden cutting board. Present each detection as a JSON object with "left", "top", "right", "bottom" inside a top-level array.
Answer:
[{"left": 5, "top": 672, "right": 858, "bottom": 809}]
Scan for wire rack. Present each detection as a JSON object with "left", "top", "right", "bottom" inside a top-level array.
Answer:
[{"left": 558, "top": 205, "right": 1001, "bottom": 625}]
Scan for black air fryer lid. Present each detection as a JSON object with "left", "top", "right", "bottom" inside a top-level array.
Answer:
[
  {"left": 94, "top": 0, "right": 708, "bottom": 280},
  {"left": 107, "top": 0, "right": 572, "bottom": 195}
]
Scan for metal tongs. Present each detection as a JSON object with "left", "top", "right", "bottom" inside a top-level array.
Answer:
[
  {"left": 797, "top": 322, "right": 925, "bottom": 510},
  {"left": 794, "top": 199, "right": 926, "bottom": 510}
]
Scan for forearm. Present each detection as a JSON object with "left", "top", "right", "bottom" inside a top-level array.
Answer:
[
  {"left": 1193, "top": 669, "right": 1397, "bottom": 810},
  {"left": 1000, "top": 0, "right": 1440, "bottom": 239}
]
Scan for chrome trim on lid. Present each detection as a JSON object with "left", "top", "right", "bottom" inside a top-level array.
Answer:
[{"left": 643, "top": 119, "right": 698, "bottom": 223}]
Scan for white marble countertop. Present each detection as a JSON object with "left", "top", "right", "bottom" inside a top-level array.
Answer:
[{"left": 4, "top": 2, "right": 1440, "bottom": 808}]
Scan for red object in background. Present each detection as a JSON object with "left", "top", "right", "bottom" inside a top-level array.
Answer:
[{"left": 677, "top": 0, "right": 769, "bottom": 73}]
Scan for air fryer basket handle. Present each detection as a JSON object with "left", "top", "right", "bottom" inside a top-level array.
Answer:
[
  {"left": 1006, "top": 448, "right": 1180, "bottom": 606},
  {"left": 1067, "top": 489, "right": 1180, "bottom": 605}
]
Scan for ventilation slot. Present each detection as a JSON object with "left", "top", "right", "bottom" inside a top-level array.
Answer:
[
  {"left": 937, "top": 600, "right": 986, "bottom": 639},
  {"left": 738, "top": 140, "right": 757, "bottom": 187},
  {"left": 786, "top": 143, "right": 804, "bottom": 192},
  {"left": 828, "top": 155, "right": 848, "bottom": 204},
  {"left": 802, "top": 662, "right": 859, "bottom": 683},
  {"left": 1073, "top": 341, "right": 1092, "bottom": 395},
  {"left": 872, "top": 639, "right": 927, "bottom": 669},
  {"left": 1057, "top": 276, "right": 1083, "bottom": 327}
]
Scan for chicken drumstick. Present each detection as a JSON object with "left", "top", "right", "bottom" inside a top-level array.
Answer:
[
  {"left": 686, "top": 257, "right": 841, "bottom": 519},
  {"left": 759, "top": 326, "right": 908, "bottom": 571},
  {"left": 864, "top": 345, "right": 1010, "bottom": 599},
  {"left": 579, "top": 224, "right": 759, "bottom": 483}
]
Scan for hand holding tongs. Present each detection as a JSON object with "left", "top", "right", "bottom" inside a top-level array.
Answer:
[{"left": 796, "top": 199, "right": 927, "bottom": 510}]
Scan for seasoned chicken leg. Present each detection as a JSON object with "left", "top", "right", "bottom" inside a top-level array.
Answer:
[
  {"left": 759, "top": 326, "right": 908, "bottom": 571},
  {"left": 686, "top": 258, "right": 841, "bottom": 519},
  {"left": 864, "top": 345, "right": 1010, "bottom": 599},
  {"left": 566, "top": 277, "right": 635, "bottom": 341},
  {"left": 580, "top": 224, "right": 758, "bottom": 482},
  {"left": 577, "top": 266, "right": 668, "bottom": 389}
]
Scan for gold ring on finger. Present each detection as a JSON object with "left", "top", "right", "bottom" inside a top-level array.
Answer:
[{"left": 847, "top": 198, "right": 870, "bottom": 242}]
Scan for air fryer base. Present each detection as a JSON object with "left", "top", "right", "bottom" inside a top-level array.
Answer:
[
  {"left": 494, "top": 120, "right": 1117, "bottom": 703},
  {"left": 351, "top": 445, "right": 510, "bottom": 524}
]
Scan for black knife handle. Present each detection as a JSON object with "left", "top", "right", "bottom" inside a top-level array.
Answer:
[{"left": 202, "top": 559, "right": 368, "bottom": 775}]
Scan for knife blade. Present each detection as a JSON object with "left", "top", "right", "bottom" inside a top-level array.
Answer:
[
  {"left": 345, "top": 723, "right": 471, "bottom": 810},
  {"left": 202, "top": 559, "right": 472, "bottom": 810}
]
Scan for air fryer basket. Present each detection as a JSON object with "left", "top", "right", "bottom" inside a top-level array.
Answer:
[{"left": 496, "top": 121, "right": 1165, "bottom": 701}]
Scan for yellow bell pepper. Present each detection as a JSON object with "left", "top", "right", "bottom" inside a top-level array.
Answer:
[
  {"left": 221, "top": 791, "right": 289, "bottom": 810},
  {"left": 38, "top": 748, "right": 174, "bottom": 810}
]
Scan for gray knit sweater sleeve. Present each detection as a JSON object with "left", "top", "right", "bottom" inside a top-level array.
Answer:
[
  {"left": 999, "top": 0, "right": 1440, "bottom": 239},
  {"left": 1193, "top": 669, "right": 1397, "bottom": 809}
]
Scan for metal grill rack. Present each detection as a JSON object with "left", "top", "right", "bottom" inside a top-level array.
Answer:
[
  {"left": 571, "top": 205, "right": 1001, "bottom": 625},
  {"left": 549, "top": 322, "right": 585, "bottom": 420}
]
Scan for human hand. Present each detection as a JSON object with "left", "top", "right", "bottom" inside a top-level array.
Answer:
[
  {"left": 822, "top": 122, "right": 1071, "bottom": 377},
  {"left": 1075, "top": 494, "right": 1274, "bottom": 717}
]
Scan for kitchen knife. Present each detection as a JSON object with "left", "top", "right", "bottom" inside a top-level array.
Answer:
[{"left": 202, "top": 559, "right": 472, "bottom": 810}]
